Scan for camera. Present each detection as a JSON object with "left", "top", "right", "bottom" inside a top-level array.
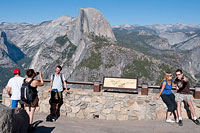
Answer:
[{"left": 36, "top": 72, "right": 39, "bottom": 75}]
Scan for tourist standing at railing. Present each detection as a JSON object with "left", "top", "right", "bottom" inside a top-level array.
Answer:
[
  {"left": 156, "top": 72, "right": 178, "bottom": 123},
  {"left": 174, "top": 69, "right": 200, "bottom": 126},
  {"left": 6, "top": 68, "right": 24, "bottom": 108},
  {"left": 23, "top": 69, "right": 44, "bottom": 130},
  {"left": 47, "top": 65, "right": 69, "bottom": 122}
]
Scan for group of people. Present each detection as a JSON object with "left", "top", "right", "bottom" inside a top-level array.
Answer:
[
  {"left": 156, "top": 69, "right": 200, "bottom": 126},
  {"left": 6, "top": 66, "right": 200, "bottom": 129},
  {"left": 6, "top": 65, "right": 68, "bottom": 130}
]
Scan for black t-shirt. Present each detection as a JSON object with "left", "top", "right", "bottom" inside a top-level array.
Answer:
[{"left": 174, "top": 78, "right": 191, "bottom": 94}]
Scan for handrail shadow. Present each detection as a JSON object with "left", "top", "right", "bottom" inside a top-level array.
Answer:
[
  {"left": 33, "top": 126, "right": 55, "bottom": 133},
  {"left": 32, "top": 120, "right": 55, "bottom": 133}
]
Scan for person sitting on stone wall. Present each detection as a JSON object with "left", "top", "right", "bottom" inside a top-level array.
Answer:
[
  {"left": 156, "top": 72, "right": 178, "bottom": 123},
  {"left": 174, "top": 69, "right": 200, "bottom": 126}
]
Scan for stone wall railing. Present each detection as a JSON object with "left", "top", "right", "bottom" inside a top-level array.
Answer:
[{"left": 2, "top": 87, "right": 200, "bottom": 121}]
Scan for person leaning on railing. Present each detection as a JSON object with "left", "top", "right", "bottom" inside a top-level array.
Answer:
[{"left": 47, "top": 65, "right": 69, "bottom": 122}]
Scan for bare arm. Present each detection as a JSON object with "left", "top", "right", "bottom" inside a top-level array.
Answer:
[
  {"left": 172, "top": 82, "right": 176, "bottom": 87},
  {"left": 156, "top": 82, "right": 166, "bottom": 99},
  {"left": 7, "top": 87, "right": 12, "bottom": 97},
  {"left": 33, "top": 72, "right": 44, "bottom": 86},
  {"left": 48, "top": 80, "right": 53, "bottom": 92},
  {"left": 64, "top": 81, "right": 69, "bottom": 93},
  {"left": 172, "top": 82, "right": 179, "bottom": 90},
  {"left": 64, "top": 81, "right": 67, "bottom": 89}
]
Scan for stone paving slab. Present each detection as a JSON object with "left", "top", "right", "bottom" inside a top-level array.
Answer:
[{"left": 33, "top": 113, "right": 200, "bottom": 133}]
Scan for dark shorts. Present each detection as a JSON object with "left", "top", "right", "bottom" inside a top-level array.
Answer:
[
  {"left": 50, "top": 91, "right": 63, "bottom": 104},
  {"left": 24, "top": 96, "right": 39, "bottom": 108}
]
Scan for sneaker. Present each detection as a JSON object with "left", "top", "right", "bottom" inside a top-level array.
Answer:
[
  {"left": 178, "top": 120, "right": 183, "bottom": 126},
  {"left": 176, "top": 118, "right": 179, "bottom": 123},
  {"left": 193, "top": 119, "right": 200, "bottom": 125},
  {"left": 166, "top": 119, "right": 175, "bottom": 123},
  {"left": 52, "top": 115, "right": 57, "bottom": 122}
]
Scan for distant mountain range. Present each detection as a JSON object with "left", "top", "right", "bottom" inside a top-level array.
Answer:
[
  {"left": 1, "top": 8, "right": 200, "bottom": 91},
  {"left": 113, "top": 24, "right": 200, "bottom": 83}
]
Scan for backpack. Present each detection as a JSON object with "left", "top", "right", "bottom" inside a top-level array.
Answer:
[{"left": 21, "top": 79, "right": 35, "bottom": 104}]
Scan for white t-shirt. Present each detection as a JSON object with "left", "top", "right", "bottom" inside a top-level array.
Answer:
[
  {"left": 7, "top": 76, "right": 24, "bottom": 100},
  {"left": 51, "top": 73, "right": 65, "bottom": 92}
]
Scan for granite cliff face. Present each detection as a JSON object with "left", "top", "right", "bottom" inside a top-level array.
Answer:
[
  {"left": 27, "top": 8, "right": 116, "bottom": 79},
  {"left": 0, "top": 32, "right": 15, "bottom": 67},
  {"left": 0, "top": 31, "right": 25, "bottom": 89},
  {"left": 1, "top": 8, "right": 200, "bottom": 90},
  {"left": 0, "top": 8, "right": 118, "bottom": 86}
]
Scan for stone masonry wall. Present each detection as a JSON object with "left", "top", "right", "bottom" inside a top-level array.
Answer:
[{"left": 2, "top": 87, "right": 200, "bottom": 120}]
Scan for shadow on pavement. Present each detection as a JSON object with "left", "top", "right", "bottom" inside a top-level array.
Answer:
[
  {"left": 32, "top": 120, "right": 55, "bottom": 133},
  {"left": 33, "top": 120, "right": 43, "bottom": 127},
  {"left": 33, "top": 126, "right": 55, "bottom": 133}
]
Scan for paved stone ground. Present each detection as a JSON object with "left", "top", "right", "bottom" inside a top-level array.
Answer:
[{"left": 32, "top": 113, "right": 200, "bottom": 133}]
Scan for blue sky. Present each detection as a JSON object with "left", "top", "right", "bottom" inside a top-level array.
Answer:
[{"left": 0, "top": 0, "right": 199, "bottom": 25}]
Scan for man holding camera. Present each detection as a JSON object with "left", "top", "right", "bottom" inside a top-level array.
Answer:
[
  {"left": 174, "top": 69, "right": 200, "bottom": 126},
  {"left": 47, "top": 65, "right": 68, "bottom": 121}
]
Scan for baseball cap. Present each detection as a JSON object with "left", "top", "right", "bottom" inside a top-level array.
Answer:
[{"left": 13, "top": 68, "right": 20, "bottom": 74}]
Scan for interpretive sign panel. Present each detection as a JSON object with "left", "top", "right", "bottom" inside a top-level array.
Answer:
[{"left": 103, "top": 77, "right": 138, "bottom": 90}]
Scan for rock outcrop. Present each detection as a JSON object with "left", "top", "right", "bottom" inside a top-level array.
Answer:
[
  {"left": 0, "top": 104, "right": 29, "bottom": 133},
  {"left": 0, "top": 31, "right": 16, "bottom": 67}
]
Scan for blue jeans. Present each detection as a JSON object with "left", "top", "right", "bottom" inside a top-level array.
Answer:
[{"left": 11, "top": 100, "right": 19, "bottom": 108}]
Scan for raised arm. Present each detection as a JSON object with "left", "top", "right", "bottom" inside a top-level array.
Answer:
[{"left": 34, "top": 72, "right": 44, "bottom": 86}]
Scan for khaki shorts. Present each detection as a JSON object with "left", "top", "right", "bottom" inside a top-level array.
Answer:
[{"left": 175, "top": 93, "right": 193, "bottom": 102}]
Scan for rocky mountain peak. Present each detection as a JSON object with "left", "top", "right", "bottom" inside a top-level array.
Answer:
[
  {"left": 25, "top": 8, "right": 117, "bottom": 75},
  {"left": 51, "top": 15, "right": 74, "bottom": 24},
  {"left": 0, "top": 31, "right": 24, "bottom": 62},
  {"left": 77, "top": 8, "right": 116, "bottom": 41},
  {"left": 1, "top": 31, "right": 7, "bottom": 42}
]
